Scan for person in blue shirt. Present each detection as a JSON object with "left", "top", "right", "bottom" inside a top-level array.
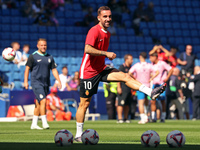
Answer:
[{"left": 24, "top": 38, "right": 61, "bottom": 130}]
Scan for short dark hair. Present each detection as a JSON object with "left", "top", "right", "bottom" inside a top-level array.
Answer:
[
  {"left": 62, "top": 66, "right": 68, "bottom": 70},
  {"left": 37, "top": 38, "right": 47, "bottom": 44},
  {"left": 140, "top": 52, "right": 147, "bottom": 59},
  {"left": 23, "top": 44, "right": 30, "bottom": 48},
  {"left": 150, "top": 52, "right": 158, "bottom": 57},
  {"left": 124, "top": 54, "right": 132, "bottom": 61},
  {"left": 97, "top": 6, "right": 111, "bottom": 16}
]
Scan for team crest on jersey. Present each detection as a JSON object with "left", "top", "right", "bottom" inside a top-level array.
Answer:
[
  {"left": 85, "top": 90, "right": 89, "bottom": 96},
  {"left": 39, "top": 94, "right": 44, "bottom": 99},
  {"left": 48, "top": 58, "right": 51, "bottom": 63},
  {"left": 121, "top": 100, "right": 125, "bottom": 105}
]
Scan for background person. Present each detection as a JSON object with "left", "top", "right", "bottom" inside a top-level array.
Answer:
[{"left": 24, "top": 38, "right": 61, "bottom": 130}]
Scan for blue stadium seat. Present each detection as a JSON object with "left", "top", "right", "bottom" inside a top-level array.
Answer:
[
  {"left": 176, "top": 1, "right": 184, "bottom": 7},
  {"left": 20, "top": 18, "right": 29, "bottom": 25},
  {"left": 1, "top": 32, "right": 11, "bottom": 40},
  {"left": 20, "top": 33, "right": 29, "bottom": 41},
  {"left": 155, "top": 14, "right": 162, "bottom": 21},
  {"left": 144, "top": 37, "right": 152, "bottom": 44},
  {"left": 128, "top": 44, "right": 136, "bottom": 51},
  {"left": 174, "top": 30, "right": 182, "bottom": 37},
  {"left": 157, "top": 29, "right": 166, "bottom": 37},
  {"left": 172, "top": 22, "right": 180, "bottom": 29},
  {"left": 124, "top": 20, "right": 132, "bottom": 28},
  {"left": 67, "top": 42, "right": 75, "bottom": 49},
  {"left": 110, "top": 36, "right": 118, "bottom": 43},
  {"left": 111, "top": 43, "right": 119, "bottom": 51},
  {"left": 183, "top": 37, "right": 192, "bottom": 45},
  {"left": 195, "top": 16, "right": 200, "bottom": 22},
  {"left": 160, "top": 37, "right": 167, "bottom": 44},
  {"left": 147, "top": 22, "right": 156, "bottom": 29},
  {"left": 179, "top": 15, "right": 187, "bottom": 22},
  {"left": 117, "top": 28, "right": 126, "bottom": 35},
  {"left": 164, "top": 22, "right": 172, "bottom": 29},
  {"left": 55, "top": 11, "right": 65, "bottom": 18},
  {"left": 47, "top": 34, "right": 57, "bottom": 41},
  {"left": 150, "top": 29, "right": 158, "bottom": 38},
  {"left": 66, "top": 34, "right": 75, "bottom": 41},
  {"left": 156, "top": 22, "right": 164, "bottom": 29},
  {"left": 11, "top": 17, "right": 20, "bottom": 24},
  {"left": 2, "top": 17, "right": 11, "bottom": 24},
  {"left": 29, "top": 26, "right": 38, "bottom": 33},
  {"left": 11, "top": 9, "right": 20, "bottom": 16},
  {"left": 192, "top": 38, "right": 200, "bottom": 45},
  {"left": 73, "top": 3, "right": 82, "bottom": 11},
  {"left": 135, "top": 37, "right": 144, "bottom": 44},
  {"left": 57, "top": 26, "right": 66, "bottom": 33},
  {"left": 39, "top": 33, "right": 47, "bottom": 39},
  {"left": 162, "top": 7, "right": 169, "bottom": 13},
  {"left": 48, "top": 42, "right": 57, "bottom": 49},
  {"left": 194, "top": 8, "right": 200, "bottom": 15},
  {"left": 11, "top": 33, "right": 20, "bottom": 41},
  {"left": 65, "top": 11, "right": 73, "bottom": 18},
  {"left": 58, "top": 42, "right": 66, "bottom": 49},
  {"left": 186, "top": 8, "right": 193, "bottom": 15},
  {"left": 154, "top": 6, "right": 161, "bottom": 13},
  {"left": 20, "top": 25, "right": 29, "bottom": 32},
  {"left": 171, "top": 14, "right": 179, "bottom": 22},
  {"left": 121, "top": 13, "right": 130, "bottom": 22},
  {"left": 182, "top": 30, "right": 190, "bottom": 37},
  {"left": 57, "top": 34, "right": 65, "bottom": 41},
  {"left": 187, "top": 15, "right": 195, "bottom": 22},
  {"left": 191, "top": 30, "right": 198, "bottom": 37},
  {"left": 136, "top": 44, "right": 145, "bottom": 51},
  {"left": 127, "top": 36, "right": 135, "bottom": 43},
  {"left": 166, "top": 29, "right": 174, "bottom": 37},
  {"left": 75, "top": 34, "right": 83, "bottom": 42},
  {"left": 180, "top": 22, "right": 188, "bottom": 29},
  {"left": 177, "top": 7, "right": 185, "bottom": 14},
  {"left": 175, "top": 37, "right": 184, "bottom": 45},
  {"left": 29, "top": 33, "right": 38, "bottom": 41},
  {"left": 74, "top": 11, "right": 84, "bottom": 19},
  {"left": 47, "top": 27, "right": 57, "bottom": 33},
  {"left": 75, "top": 42, "right": 84, "bottom": 50},
  {"left": 11, "top": 25, "right": 20, "bottom": 32},
  {"left": 74, "top": 27, "right": 84, "bottom": 34},
  {"left": 13, "top": 81, "right": 23, "bottom": 90},
  {"left": 119, "top": 36, "right": 127, "bottom": 43},
  {"left": 58, "top": 18, "right": 65, "bottom": 26},
  {"left": 66, "top": 26, "right": 74, "bottom": 34},
  {"left": 2, "top": 9, "right": 10, "bottom": 16},
  {"left": 140, "top": 22, "right": 147, "bottom": 29},
  {"left": 126, "top": 28, "right": 135, "bottom": 36},
  {"left": 38, "top": 26, "right": 47, "bottom": 33},
  {"left": 119, "top": 43, "right": 128, "bottom": 51},
  {"left": 65, "top": 3, "right": 72, "bottom": 10},
  {"left": 142, "top": 29, "right": 149, "bottom": 36},
  {"left": 169, "top": 7, "right": 177, "bottom": 14},
  {"left": 168, "top": 37, "right": 175, "bottom": 45}
]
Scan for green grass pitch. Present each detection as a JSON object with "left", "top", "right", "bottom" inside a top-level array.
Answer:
[{"left": 0, "top": 120, "right": 200, "bottom": 150}]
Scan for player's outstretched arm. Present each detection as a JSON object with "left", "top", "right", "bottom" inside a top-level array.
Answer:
[
  {"left": 85, "top": 44, "right": 116, "bottom": 60},
  {"left": 52, "top": 68, "right": 62, "bottom": 90},
  {"left": 24, "top": 66, "right": 30, "bottom": 89}
]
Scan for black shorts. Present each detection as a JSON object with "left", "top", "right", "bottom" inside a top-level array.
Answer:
[
  {"left": 32, "top": 85, "right": 49, "bottom": 102},
  {"left": 80, "top": 67, "right": 115, "bottom": 98},
  {"left": 118, "top": 92, "right": 132, "bottom": 106}
]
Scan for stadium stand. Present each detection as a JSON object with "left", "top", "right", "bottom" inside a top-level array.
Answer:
[{"left": 0, "top": 0, "right": 200, "bottom": 90}]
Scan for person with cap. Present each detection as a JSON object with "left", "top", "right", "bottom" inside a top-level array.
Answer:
[
  {"left": 103, "top": 59, "right": 117, "bottom": 119},
  {"left": 46, "top": 87, "right": 72, "bottom": 121}
]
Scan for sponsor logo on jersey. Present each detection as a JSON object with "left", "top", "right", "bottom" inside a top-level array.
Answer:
[{"left": 37, "top": 59, "right": 42, "bottom": 62}]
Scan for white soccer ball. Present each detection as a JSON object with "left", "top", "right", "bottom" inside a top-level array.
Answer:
[
  {"left": 141, "top": 130, "right": 160, "bottom": 147},
  {"left": 81, "top": 129, "right": 99, "bottom": 145},
  {"left": 2, "top": 47, "right": 16, "bottom": 61},
  {"left": 166, "top": 130, "right": 185, "bottom": 147},
  {"left": 54, "top": 129, "right": 73, "bottom": 146}
]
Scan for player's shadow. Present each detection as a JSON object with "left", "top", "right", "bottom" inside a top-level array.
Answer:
[{"left": 0, "top": 142, "right": 200, "bottom": 150}]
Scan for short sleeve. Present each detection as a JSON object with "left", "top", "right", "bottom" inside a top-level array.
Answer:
[
  {"left": 51, "top": 57, "right": 57, "bottom": 70},
  {"left": 129, "top": 65, "right": 136, "bottom": 74},
  {"left": 118, "top": 65, "right": 124, "bottom": 72},
  {"left": 179, "top": 53, "right": 184, "bottom": 61},
  {"left": 26, "top": 54, "right": 34, "bottom": 69},
  {"left": 85, "top": 27, "right": 98, "bottom": 47},
  {"left": 163, "top": 61, "right": 172, "bottom": 71}
]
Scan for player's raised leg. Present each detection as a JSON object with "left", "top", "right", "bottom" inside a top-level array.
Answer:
[
  {"left": 75, "top": 97, "right": 92, "bottom": 142},
  {"left": 107, "top": 70, "right": 166, "bottom": 100}
]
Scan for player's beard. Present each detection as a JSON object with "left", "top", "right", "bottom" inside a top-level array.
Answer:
[{"left": 103, "top": 21, "right": 110, "bottom": 29}]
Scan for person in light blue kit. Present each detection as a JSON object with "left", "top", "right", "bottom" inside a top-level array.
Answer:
[{"left": 24, "top": 38, "right": 61, "bottom": 130}]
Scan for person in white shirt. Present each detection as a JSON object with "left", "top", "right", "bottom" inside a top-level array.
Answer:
[
  {"left": 18, "top": 44, "right": 30, "bottom": 67},
  {"left": 12, "top": 42, "right": 22, "bottom": 65},
  {"left": 54, "top": 66, "right": 71, "bottom": 91}
]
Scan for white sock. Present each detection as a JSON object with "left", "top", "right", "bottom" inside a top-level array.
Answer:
[
  {"left": 75, "top": 122, "right": 84, "bottom": 138},
  {"left": 151, "top": 111, "right": 155, "bottom": 120},
  {"left": 32, "top": 115, "right": 38, "bottom": 126},
  {"left": 144, "top": 105, "right": 147, "bottom": 114},
  {"left": 139, "top": 84, "right": 152, "bottom": 97},
  {"left": 161, "top": 112, "right": 166, "bottom": 120},
  {"left": 41, "top": 115, "right": 48, "bottom": 125},
  {"left": 140, "top": 113, "right": 145, "bottom": 121}
]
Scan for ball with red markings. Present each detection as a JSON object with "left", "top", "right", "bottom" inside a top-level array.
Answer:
[
  {"left": 81, "top": 129, "right": 99, "bottom": 145},
  {"left": 141, "top": 130, "right": 160, "bottom": 147},
  {"left": 166, "top": 130, "right": 185, "bottom": 147},
  {"left": 2, "top": 47, "right": 16, "bottom": 61},
  {"left": 54, "top": 129, "right": 73, "bottom": 146}
]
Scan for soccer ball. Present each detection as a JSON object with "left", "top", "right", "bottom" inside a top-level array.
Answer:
[
  {"left": 54, "top": 129, "right": 73, "bottom": 146},
  {"left": 141, "top": 130, "right": 160, "bottom": 147},
  {"left": 166, "top": 130, "right": 185, "bottom": 147},
  {"left": 81, "top": 129, "right": 99, "bottom": 145},
  {"left": 2, "top": 47, "right": 16, "bottom": 61}
]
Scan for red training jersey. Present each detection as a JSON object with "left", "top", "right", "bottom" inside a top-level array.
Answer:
[{"left": 80, "top": 24, "right": 111, "bottom": 79}]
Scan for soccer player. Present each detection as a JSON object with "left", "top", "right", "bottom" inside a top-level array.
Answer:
[
  {"left": 74, "top": 6, "right": 166, "bottom": 141},
  {"left": 24, "top": 38, "right": 61, "bottom": 130},
  {"left": 117, "top": 54, "right": 133, "bottom": 123},
  {"left": 129, "top": 52, "right": 159, "bottom": 124},
  {"left": 149, "top": 53, "right": 173, "bottom": 123}
]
